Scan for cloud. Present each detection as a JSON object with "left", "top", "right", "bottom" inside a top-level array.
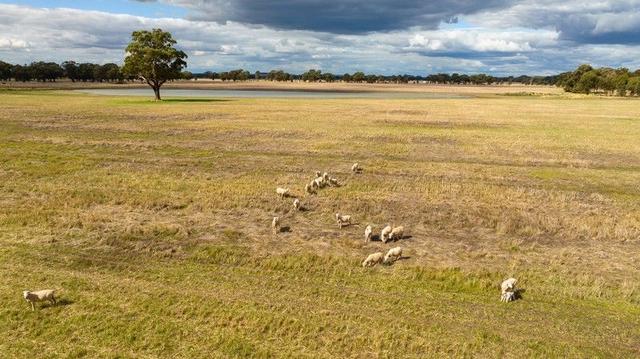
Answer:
[
  {"left": 467, "top": 0, "right": 640, "bottom": 45},
  {"left": 1, "top": 3, "right": 640, "bottom": 75},
  {"left": 137, "top": 0, "right": 515, "bottom": 33}
]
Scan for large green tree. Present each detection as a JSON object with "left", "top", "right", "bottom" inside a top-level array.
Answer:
[{"left": 122, "top": 29, "right": 187, "bottom": 100}]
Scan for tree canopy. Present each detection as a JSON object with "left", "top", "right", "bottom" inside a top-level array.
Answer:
[{"left": 122, "top": 29, "right": 187, "bottom": 100}]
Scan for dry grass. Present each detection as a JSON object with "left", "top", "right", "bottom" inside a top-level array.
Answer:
[{"left": 1, "top": 89, "right": 640, "bottom": 357}]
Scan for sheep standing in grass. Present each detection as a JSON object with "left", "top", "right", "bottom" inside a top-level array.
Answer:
[
  {"left": 314, "top": 177, "right": 325, "bottom": 189},
  {"left": 272, "top": 217, "right": 280, "bottom": 234},
  {"left": 323, "top": 172, "right": 330, "bottom": 182},
  {"left": 23, "top": 290, "right": 56, "bottom": 311},
  {"left": 352, "top": 163, "right": 361, "bottom": 173},
  {"left": 384, "top": 247, "right": 403, "bottom": 264},
  {"left": 364, "top": 225, "right": 373, "bottom": 242},
  {"left": 328, "top": 177, "right": 340, "bottom": 187},
  {"left": 304, "top": 182, "right": 316, "bottom": 194},
  {"left": 276, "top": 187, "right": 290, "bottom": 198},
  {"left": 315, "top": 171, "right": 322, "bottom": 178},
  {"left": 500, "top": 278, "right": 518, "bottom": 302},
  {"left": 293, "top": 198, "right": 301, "bottom": 211},
  {"left": 336, "top": 213, "right": 352, "bottom": 228},
  {"left": 362, "top": 252, "right": 384, "bottom": 267},
  {"left": 389, "top": 226, "right": 404, "bottom": 241},
  {"left": 381, "top": 225, "right": 392, "bottom": 243}
]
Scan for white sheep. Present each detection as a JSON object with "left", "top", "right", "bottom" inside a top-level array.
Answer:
[
  {"left": 328, "top": 177, "right": 340, "bottom": 187},
  {"left": 352, "top": 163, "right": 361, "bottom": 173},
  {"left": 364, "top": 225, "right": 372, "bottom": 242},
  {"left": 322, "top": 172, "right": 330, "bottom": 181},
  {"left": 501, "top": 278, "right": 517, "bottom": 294},
  {"left": 362, "top": 252, "right": 384, "bottom": 267},
  {"left": 314, "top": 177, "right": 325, "bottom": 188},
  {"left": 384, "top": 247, "right": 403, "bottom": 264},
  {"left": 305, "top": 184, "right": 313, "bottom": 195},
  {"left": 336, "top": 213, "right": 352, "bottom": 228},
  {"left": 23, "top": 290, "right": 56, "bottom": 311},
  {"left": 500, "top": 278, "right": 518, "bottom": 302},
  {"left": 272, "top": 216, "right": 280, "bottom": 234},
  {"left": 500, "top": 291, "right": 516, "bottom": 303},
  {"left": 388, "top": 226, "right": 404, "bottom": 241},
  {"left": 381, "top": 225, "right": 392, "bottom": 243},
  {"left": 293, "top": 198, "right": 301, "bottom": 211},
  {"left": 276, "top": 187, "right": 290, "bottom": 198},
  {"left": 315, "top": 171, "right": 322, "bottom": 178}
]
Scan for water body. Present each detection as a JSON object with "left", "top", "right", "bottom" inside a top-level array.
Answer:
[{"left": 76, "top": 88, "right": 471, "bottom": 99}]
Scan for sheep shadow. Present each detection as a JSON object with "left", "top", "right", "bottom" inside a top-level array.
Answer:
[
  {"left": 41, "top": 298, "right": 74, "bottom": 309},
  {"left": 279, "top": 226, "right": 291, "bottom": 233},
  {"left": 514, "top": 288, "right": 526, "bottom": 301},
  {"left": 397, "top": 256, "right": 411, "bottom": 261}
]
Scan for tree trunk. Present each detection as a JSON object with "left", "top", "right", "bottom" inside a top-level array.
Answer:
[{"left": 153, "top": 85, "right": 161, "bottom": 101}]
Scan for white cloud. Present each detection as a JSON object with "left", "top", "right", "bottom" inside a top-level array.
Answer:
[{"left": 1, "top": 3, "right": 640, "bottom": 75}]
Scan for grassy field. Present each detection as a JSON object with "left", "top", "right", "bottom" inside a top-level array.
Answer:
[{"left": 1, "top": 88, "right": 639, "bottom": 357}]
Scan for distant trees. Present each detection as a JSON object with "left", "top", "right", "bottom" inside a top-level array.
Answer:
[
  {"left": 0, "top": 61, "right": 12, "bottom": 81},
  {"left": 558, "top": 64, "right": 640, "bottom": 96},
  {"left": 217, "top": 69, "right": 250, "bottom": 81},
  {"left": 122, "top": 29, "right": 187, "bottom": 100},
  {"left": 266, "top": 70, "right": 292, "bottom": 81}
]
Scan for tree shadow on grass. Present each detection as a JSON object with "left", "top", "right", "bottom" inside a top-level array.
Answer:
[{"left": 161, "top": 98, "right": 232, "bottom": 103}]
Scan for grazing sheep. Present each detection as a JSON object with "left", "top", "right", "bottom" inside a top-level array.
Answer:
[
  {"left": 364, "top": 225, "right": 372, "bottom": 242},
  {"left": 272, "top": 216, "right": 280, "bottom": 234},
  {"left": 381, "top": 225, "right": 392, "bottom": 243},
  {"left": 500, "top": 291, "right": 516, "bottom": 303},
  {"left": 501, "top": 278, "right": 517, "bottom": 294},
  {"left": 314, "top": 177, "right": 325, "bottom": 188},
  {"left": 384, "top": 246, "right": 403, "bottom": 264},
  {"left": 315, "top": 171, "right": 322, "bottom": 177},
  {"left": 500, "top": 278, "right": 518, "bottom": 302},
  {"left": 305, "top": 183, "right": 316, "bottom": 195},
  {"left": 23, "top": 290, "right": 56, "bottom": 311},
  {"left": 352, "top": 163, "right": 361, "bottom": 173},
  {"left": 336, "top": 213, "right": 352, "bottom": 228},
  {"left": 276, "top": 187, "right": 290, "bottom": 198},
  {"left": 322, "top": 172, "right": 330, "bottom": 181},
  {"left": 362, "top": 252, "right": 384, "bottom": 267},
  {"left": 328, "top": 177, "right": 340, "bottom": 187},
  {"left": 293, "top": 198, "right": 301, "bottom": 211},
  {"left": 388, "top": 226, "right": 404, "bottom": 241}
]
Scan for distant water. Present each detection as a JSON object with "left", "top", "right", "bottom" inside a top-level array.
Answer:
[{"left": 75, "top": 88, "right": 470, "bottom": 99}]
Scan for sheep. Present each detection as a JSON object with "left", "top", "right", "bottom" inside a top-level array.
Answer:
[
  {"left": 362, "top": 252, "right": 384, "bottom": 267},
  {"left": 314, "top": 177, "right": 325, "bottom": 188},
  {"left": 336, "top": 213, "right": 352, "bottom": 228},
  {"left": 23, "top": 290, "right": 56, "bottom": 311},
  {"left": 304, "top": 182, "right": 316, "bottom": 194},
  {"left": 328, "top": 177, "right": 340, "bottom": 187},
  {"left": 384, "top": 246, "right": 403, "bottom": 264},
  {"left": 352, "top": 163, "right": 361, "bottom": 173},
  {"left": 272, "top": 216, "right": 280, "bottom": 234},
  {"left": 381, "top": 225, "right": 392, "bottom": 243},
  {"left": 500, "top": 291, "right": 516, "bottom": 303},
  {"left": 276, "top": 187, "right": 290, "bottom": 198},
  {"left": 388, "top": 226, "right": 404, "bottom": 241},
  {"left": 501, "top": 277, "right": 517, "bottom": 294},
  {"left": 293, "top": 198, "right": 301, "bottom": 211},
  {"left": 500, "top": 278, "right": 518, "bottom": 302},
  {"left": 315, "top": 171, "right": 322, "bottom": 178},
  {"left": 364, "top": 225, "right": 372, "bottom": 242},
  {"left": 322, "top": 172, "right": 330, "bottom": 181}
]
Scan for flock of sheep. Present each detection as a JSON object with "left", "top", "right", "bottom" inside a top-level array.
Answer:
[{"left": 22, "top": 163, "right": 520, "bottom": 311}]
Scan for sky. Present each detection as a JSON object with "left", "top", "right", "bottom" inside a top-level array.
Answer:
[{"left": 1, "top": 0, "right": 640, "bottom": 75}]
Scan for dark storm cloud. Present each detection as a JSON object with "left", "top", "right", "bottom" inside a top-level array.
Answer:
[{"left": 137, "top": 0, "right": 516, "bottom": 33}]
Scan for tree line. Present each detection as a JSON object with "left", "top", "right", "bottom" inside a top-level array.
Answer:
[
  {"left": 556, "top": 64, "right": 640, "bottom": 96},
  {"left": 190, "top": 68, "right": 560, "bottom": 85},
  {"left": 0, "top": 60, "right": 194, "bottom": 83}
]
